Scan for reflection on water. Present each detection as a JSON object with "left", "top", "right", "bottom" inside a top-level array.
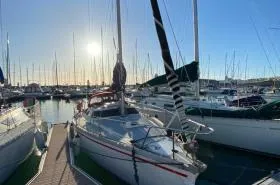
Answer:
[{"left": 40, "top": 99, "right": 76, "bottom": 123}]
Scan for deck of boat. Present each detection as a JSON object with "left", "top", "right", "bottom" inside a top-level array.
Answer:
[
  {"left": 29, "top": 123, "right": 95, "bottom": 185},
  {"left": 253, "top": 171, "right": 280, "bottom": 185}
]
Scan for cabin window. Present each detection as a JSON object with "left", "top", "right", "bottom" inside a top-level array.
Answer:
[
  {"left": 91, "top": 107, "right": 138, "bottom": 117},
  {"left": 152, "top": 102, "right": 156, "bottom": 105}
]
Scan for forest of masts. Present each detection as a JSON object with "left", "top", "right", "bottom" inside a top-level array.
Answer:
[
  {"left": 3, "top": 48, "right": 272, "bottom": 87},
  {"left": 2, "top": 43, "right": 164, "bottom": 87}
]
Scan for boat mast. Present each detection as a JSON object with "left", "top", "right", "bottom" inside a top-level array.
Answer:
[
  {"left": 19, "top": 57, "right": 22, "bottom": 87},
  {"left": 32, "top": 63, "right": 34, "bottom": 83},
  {"left": 38, "top": 65, "right": 41, "bottom": 85},
  {"left": 224, "top": 53, "right": 227, "bottom": 87},
  {"left": 13, "top": 61, "right": 15, "bottom": 86},
  {"left": 244, "top": 54, "right": 248, "bottom": 80},
  {"left": 107, "top": 50, "right": 110, "bottom": 84},
  {"left": 116, "top": 0, "right": 125, "bottom": 115},
  {"left": 83, "top": 66, "right": 85, "bottom": 86},
  {"left": 207, "top": 55, "right": 210, "bottom": 86},
  {"left": 55, "top": 52, "right": 58, "bottom": 87},
  {"left": 26, "top": 67, "right": 29, "bottom": 85},
  {"left": 93, "top": 56, "right": 96, "bottom": 86},
  {"left": 101, "top": 26, "right": 104, "bottom": 86},
  {"left": 135, "top": 39, "right": 138, "bottom": 84},
  {"left": 44, "top": 64, "right": 46, "bottom": 86},
  {"left": 6, "top": 33, "right": 10, "bottom": 85},
  {"left": 73, "top": 32, "right": 76, "bottom": 86},
  {"left": 193, "top": 0, "right": 200, "bottom": 99}
]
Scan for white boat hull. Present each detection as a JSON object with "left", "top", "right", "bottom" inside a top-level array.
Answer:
[
  {"left": 76, "top": 127, "right": 198, "bottom": 185},
  {"left": 141, "top": 108, "right": 280, "bottom": 157},
  {"left": 0, "top": 125, "right": 35, "bottom": 183}
]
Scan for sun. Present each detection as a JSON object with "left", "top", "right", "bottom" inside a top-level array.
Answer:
[{"left": 87, "top": 42, "right": 101, "bottom": 56}]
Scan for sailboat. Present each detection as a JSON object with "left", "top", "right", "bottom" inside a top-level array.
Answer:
[
  {"left": 72, "top": 1, "right": 212, "bottom": 184},
  {"left": 134, "top": 0, "right": 280, "bottom": 157},
  {"left": 0, "top": 64, "right": 43, "bottom": 183},
  {"left": 63, "top": 35, "right": 87, "bottom": 100},
  {"left": 52, "top": 52, "right": 65, "bottom": 99},
  {"left": 0, "top": 35, "right": 44, "bottom": 183}
]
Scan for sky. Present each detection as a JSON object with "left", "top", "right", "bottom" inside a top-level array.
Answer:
[{"left": 1, "top": 0, "right": 280, "bottom": 86}]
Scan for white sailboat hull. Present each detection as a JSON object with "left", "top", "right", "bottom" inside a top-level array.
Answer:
[
  {"left": 141, "top": 108, "right": 280, "bottom": 157},
  {"left": 76, "top": 127, "right": 198, "bottom": 185},
  {"left": 0, "top": 124, "right": 35, "bottom": 183},
  {"left": 191, "top": 116, "right": 280, "bottom": 156}
]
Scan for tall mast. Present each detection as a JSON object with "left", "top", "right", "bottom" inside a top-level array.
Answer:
[
  {"left": 193, "top": 0, "right": 200, "bottom": 98},
  {"left": 244, "top": 54, "right": 248, "bottom": 80},
  {"left": 101, "top": 26, "right": 104, "bottom": 86},
  {"left": 19, "top": 57, "right": 22, "bottom": 87},
  {"left": 132, "top": 55, "right": 135, "bottom": 84},
  {"left": 224, "top": 53, "right": 227, "bottom": 87},
  {"left": 73, "top": 32, "right": 76, "bottom": 86},
  {"left": 44, "top": 64, "right": 46, "bottom": 86},
  {"left": 148, "top": 53, "right": 153, "bottom": 79},
  {"left": 93, "top": 56, "right": 96, "bottom": 86},
  {"left": 207, "top": 55, "right": 210, "bottom": 85},
  {"left": 135, "top": 39, "right": 138, "bottom": 84},
  {"left": 38, "top": 65, "right": 41, "bottom": 85},
  {"left": 116, "top": 0, "right": 125, "bottom": 115},
  {"left": 63, "top": 64, "right": 66, "bottom": 85},
  {"left": 107, "top": 50, "right": 110, "bottom": 84},
  {"left": 55, "top": 52, "right": 58, "bottom": 87},
  {"left": 32, "top": 63, "right": 34, "bottom": 82},
  {"left": 26, "top": 67, "right": 29, "bottom": 85},
  {"left": 83, "top": 66, "right": 85, "bottom": 86},
  {"left": 116, "top": 0, "right": 123, "bottom": 70},
  {"left": 6, "top": 33, "right": 9, "bottom": 85},
  {"left": 13, "top": 61, "right": 15, "bottom": 86},
  {"left": 80, "top": 67, "right": 82, "bottom": 85},
  {"left": 90, "top": 57, "right": 93, "bottom": 85}
]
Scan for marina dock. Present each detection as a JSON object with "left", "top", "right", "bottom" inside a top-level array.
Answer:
[{"left": 28, "top": 123, "right": 98, "bottom": 185}]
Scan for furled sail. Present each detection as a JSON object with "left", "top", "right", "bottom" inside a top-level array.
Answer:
[
  {"left": 111, "top": 54, "right": 126, "bottom": 92},
  {"left": 141, "top": 61, "right": 198, "bottom": 87}
]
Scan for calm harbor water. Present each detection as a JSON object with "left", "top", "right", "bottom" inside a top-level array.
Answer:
[{"left": 5, "top": 99, "right": 280, "bottom": 185}]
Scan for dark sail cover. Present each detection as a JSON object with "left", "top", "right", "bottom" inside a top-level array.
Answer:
[
  {"left": 111, "top": 55, "right": 126, "bottom": 92},
  {"left": 141, "top": 61, "right": 198, "bottom": 87},
  {"left": 0, "top": 67, "right": 4, "bottom": 83}
]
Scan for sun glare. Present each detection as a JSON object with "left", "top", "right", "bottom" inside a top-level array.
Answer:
[{"left": 87, "top": 42, "right": 101, "bottom": 56}]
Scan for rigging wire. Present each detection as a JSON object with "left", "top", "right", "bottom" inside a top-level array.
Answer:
[
  {"left": 162, "top": 0, "right": 191, "bottom": 81},
  {"left": 248, "top": 0, "right": 278, "bottom": 77},
  {"left": 249, "top": 15, "right": 276, "bottom": 77},
  {"left": 250, "top": 0, "right": 280, "bottom": 67}
]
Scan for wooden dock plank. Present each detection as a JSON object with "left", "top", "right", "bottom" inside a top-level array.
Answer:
[{"left": 30, "top": 124, "right": 94, "bottom": 185}]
